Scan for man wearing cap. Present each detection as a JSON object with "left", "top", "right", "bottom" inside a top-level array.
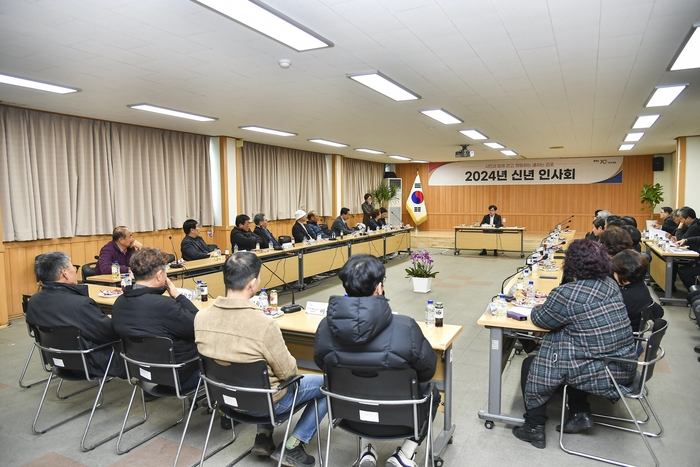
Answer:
[{"left": 292, "top": 210, "right": 313, "bottom": 243}]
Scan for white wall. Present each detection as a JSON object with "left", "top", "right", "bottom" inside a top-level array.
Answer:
[
  {"left": 653, "top": 153, "right": 675, "bottom": 210},
  {"left": 684, "top": 136, "right": 700, "bottom": 207}
]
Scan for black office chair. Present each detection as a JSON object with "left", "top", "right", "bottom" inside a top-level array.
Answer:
[
  {"left": 175, "top": 358, "right": 321, "bottom": 467},
  {"left": 18, "top": 294, "right": 50, "bottom": 389},
  {"left": 30, "top": 324, "right": 122, "bottom": 451},
  {"left": 81, "top": 262, "right": 98, "bottom": 283},
  {"left": 559, "top": 319, "right": 668, "bottom": 467},
  {"left": 321, "top": 367, "right": 436, "bottom": 467},
  {"left": 116, "top": 336, "right": 201, "bottom": 455}
]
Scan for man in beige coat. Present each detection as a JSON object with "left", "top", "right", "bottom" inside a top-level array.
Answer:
[{"left": 195, "top": 252, "right": 326, "bottom": 467}]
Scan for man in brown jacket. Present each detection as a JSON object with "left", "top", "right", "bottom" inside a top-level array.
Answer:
[{"left": 195, "top": 252, "right": 326, "bottom": 467}]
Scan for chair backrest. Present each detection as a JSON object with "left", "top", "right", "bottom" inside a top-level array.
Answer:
[
  {"left": 81, "top": 262, "right": 98, "bottom": 282},
  {"left": 199, "top": 357, "right": 274, "bottom": 415},
  {"left": 639, "top": 318, "right": 668, "bottom": 386},
  {"left": 323, "top": 367, "right": 425, "bottom": 430},
  {"left": 121, "top": 336, "right": 181, "bottom": 388},
  {"left": 636, "top": 302, "right": 655, "bottom": 335},
  {"left": 31, "top": 325, "right": 89, "bottom": 375}
]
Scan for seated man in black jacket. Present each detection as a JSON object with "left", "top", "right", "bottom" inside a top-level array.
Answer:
[
  {"left": 314, "top": 254, "right": 439, "bottom": 467},
  {"left": 180, "top": 219, "right": 218, "bottom": 261},
  {"left": 252, "top": 213, "right": 280, "bottom": 249},
  {"left": 26, "top": 251, "right": 125, "bottom": 378},
  {"left": 230, "top": 214, "right": 263, "bottom": 251},
  {"left": 111, "top": 247, "right": 200, "bottom": 391}
]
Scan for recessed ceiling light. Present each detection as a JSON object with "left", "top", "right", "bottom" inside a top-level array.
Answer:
[
  {"left": 239, "top": 126, "right": 296, "bottom": 136},
  {"left": 670, "top": 25, "right": 700, "bottom": 71},
  {"left": 619, "top": 144, "right": 635, "bottom": 151},
  {"left": 193, "top": 0, "right": 333, "bottom": 52},
  {"left": 420, "top": 109, "right": 462, "bottom": 125},
  {"left": 309, "top": 138, "right": 348, "bottom": 148},
  {"left": 0, "top": 73, "right": 79, "bottom": 94},
  {"left": 459, "top": 129, "right": 488, "bottom": 140},
  {"left": 347, "top": 72, "right": 420, "bottom": 101},
  {"left": 388, "top": 155, "right": 411, "bottom": 161},
  {"left": 500, "top": 150, "right": 517, "bottom": 156},
  {"left": 624, "top": 132, "right": 644, "bottom": 142},
  {"left": 355, "top": 148, "right": 385, "bottom": 155},
  {"left": 484, "top": 142, "right": 505, "bottom": 149},
  {"left": 412, "top": 160, "right": 429, "bottom": 163},
  {"left": 632, "top": 115, "right": 659, "bottom": 129},
  {"left": 645, "top": 85, "right": 687, "bottom": 107},
  {"left": 128, "top": 104, "right": 217, "bottom": 122}
]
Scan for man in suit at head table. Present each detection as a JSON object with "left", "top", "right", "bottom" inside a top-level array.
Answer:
[
  {"left": 331, "top": 207, "right": 355, "bottom": 237},
  {"left": 252, "top": 213, "right": 280, "bottom": 249},
  {"left": 479, "top": 205, "right": 503, "bottom": 257}
]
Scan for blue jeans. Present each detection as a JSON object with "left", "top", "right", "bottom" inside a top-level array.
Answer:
[{"left": 247, "top": 374, "right": 327, "bottom": 444}]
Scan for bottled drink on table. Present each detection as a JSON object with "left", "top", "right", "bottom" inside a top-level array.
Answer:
[
  {"left": 434, "top": 301, "right": 444, "bottom": 327},
  {"left": 196, "top": 280, "right": 203, "bottom": 301},
  {"left": 259, "top": 288, "right": 269, "bottom": 311},
  {"left": 224, "top": 247, "right": 230, "bottom": 258},
  {"left": 111, "top": 262, "right": 120, "bottom": 280},
  {"left": 255, "top": 242, "right": 260, "bottom": 252},
  {"left": 123, "top": 273, "right": 131, "bottom": 288},
  {"left": 496, "top": 294, "right": 508, "bottom": 320},
  {"left": 269, "top": 290, "right": 278, "bottom": 311},
  {"left": 233, "top": 244, "right": 239, "bottom": 254},
  {"left": 200, "top": 281, "right": 208, "bottom": 302},
  {"left": 216, "top": 248, "right": 221, "bottom": 261},
  {"left": 425, "top": 300, "right": 435, "bottom": 328}
]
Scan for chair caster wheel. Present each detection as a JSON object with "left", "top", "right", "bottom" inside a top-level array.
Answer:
[
  {"left": 448, "top": 437, "right": 453, "bottom": 444},
  {"left": 434, "top": 457, "right": 444, "bottom": 467},
  {"left": 485, "top": 420, "right": 494, "bottom": 429}
]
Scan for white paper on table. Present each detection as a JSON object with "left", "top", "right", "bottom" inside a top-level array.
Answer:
[
  {"left": 647, "top": 227, "right": 667, "bottom": 238},
  {"left": 669, "top": 248, "right": 698, "bottom": 255},
  {"left": 510, "top": 306, "right": 533, "bottom": 316}
]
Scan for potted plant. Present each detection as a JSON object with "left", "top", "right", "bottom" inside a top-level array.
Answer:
[
  {"left": 640, "top": 183, "right": 664, "bottom": 220},
  {"left": 405, "top": 250, "right": 438, "bottom": 293},
  {"left": 370, "top": 181, "right": 399, "bottom": 209}
]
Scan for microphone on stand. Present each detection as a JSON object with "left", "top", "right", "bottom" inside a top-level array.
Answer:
[
  {"left": 390, "top": 210, "right": 403, "bottom": 226},
  {"left": 261, "top": 260, "right": 302, "bottom": 313},
  {"left": 550, "top": 215, "right": 574, "bottom": 232},
  {"left": 168, "top": 236, "right": 184, "bottom": 269}
]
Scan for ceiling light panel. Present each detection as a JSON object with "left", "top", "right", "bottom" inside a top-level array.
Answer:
[
  {"left": 632, "top": 115, "right": 659, "bottom": 129},
  {"left": 347, "top": 72, "right": 420, "bottom": 101},
  {"left": 388, "top": 155, "right": 411, "bottom": 161},
  {"left": 193, "top": 0, "right": 332, "bottom": 52},
  {"left": 500, "top": 150, "right": 517, "bottom": 156},
  {"left": 420, "top": 109, "right": 462, "bottom": 125},
  {"left": 645, "top": 85, "right": 687, "bottom": 107},
  {"left": 309, "top": 138, "right": 347, "bottom": 147},
  {"left": 619, "top": 144, "right": 635, "bottom": 151},
  {"left": 624, "top": 132, "right": 644, "bottom": 142},
  {"left": 240, "top": 126, "right": 296, "bottom": 136},
  {"left": 355, "top": 148, "right": 385, "bottom": 155},
  {"left": 484, "top": 142, "right": 505, "bottom": 149},
  {"left": 128, "top": 104, "right": 216, "bottom": 122},
  {"left": 670, "top": 26, "right": 700, "bottom": 71},
  {"left": 0, "top": 73, "right": 79, "bottom": 94},
  {"left": 460, "top": 129, "right": 488, "bottom": 140}
]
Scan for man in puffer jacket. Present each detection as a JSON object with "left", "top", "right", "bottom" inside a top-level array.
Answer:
[{"left": 314, "top": 254, "right": 438, "bottom": 467}]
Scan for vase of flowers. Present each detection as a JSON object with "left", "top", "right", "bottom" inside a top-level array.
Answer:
[{"left": 405, "top": 250, "right": 438, "bottom": 293}]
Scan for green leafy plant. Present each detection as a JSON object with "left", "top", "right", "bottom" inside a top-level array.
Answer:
[
  {"left": 640, "top": 183, "right": 664, "bottom": 219},
  {"left": 370, "top": 181, "right": 399, "bottom": 209},
  {"left": 405, "top": 250, "right": 439, "bottom": 278}
]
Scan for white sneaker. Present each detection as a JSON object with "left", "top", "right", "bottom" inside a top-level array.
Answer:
[
  {"left": 359, "top": 443, "right": 378, "bottom": 467},
  {"left": 385, "top": 447, "right": 417, "bottom": 467}
]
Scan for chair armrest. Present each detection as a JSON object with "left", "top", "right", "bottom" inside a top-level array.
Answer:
[
  {"left": 81, "top": 339, "right": 122, "bottom": 354},
  {"left": 277, "top": 374, "right": 304, "bottom": 391}
]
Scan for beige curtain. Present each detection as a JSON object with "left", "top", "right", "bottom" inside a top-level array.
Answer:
[
  {"left": 240, "top": 142, "right": 330, "bottom": 220},
  {"left": 342, "top": 158, "right": 385, "bottom": 212},
  {"left": 0, "top": 106, "right": 212, "bottom": 241}
]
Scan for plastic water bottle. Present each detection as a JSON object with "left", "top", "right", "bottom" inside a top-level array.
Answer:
[
  {"left": 111, "top": 262, "right": 120, "bottom": 280},
  {"left": 233, "top": 243, "right": 238, "bottom": 254},
  {"left": 435, "top": 301, "right": 444, "bottom": 327},
  {"left": 216, "top": 248, "right": 221, "bottom": 262},
  {"left": 224, "top": 247, "right": 230, "bottom": 258},
  {"left": 123, "top": 273, "right": 132, "bottom": 288},
  {"left": 425, "top": 300, "right": 435, "bottom": 328},
  {"left": 255, "top": 242, "right": 260, "bottom": 251},
  {"left": 196, "top": 280, "right": 203, "bottom": 300},
  {"left": 259, "top": 288, "right": 269, "bottom": 311},
  {"left": 496, "top": 294, "right": 508, "bottom": 320},
  {"left": 200, "top": 281, "right": 208, "bottom": 302}
]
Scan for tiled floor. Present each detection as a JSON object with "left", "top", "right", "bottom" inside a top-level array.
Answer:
[{"left": 1, "top": 248, "right": 698, "bottom": 466}]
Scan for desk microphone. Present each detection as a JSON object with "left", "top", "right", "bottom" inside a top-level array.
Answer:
[
  {"left": 260, "top": 260, "right": 302, "bottom": 313},
  {"left": 550, "top": 215, "right": 574, "bottom": 232},
  {"left": 390, "top": 211, "right": 403, "bottom": 226},
  {"left": 168, "top": 236, "right": 184, "bottom": 269}
]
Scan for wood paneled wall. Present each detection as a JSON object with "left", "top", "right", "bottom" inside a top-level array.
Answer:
[{"left": 395, "top": 156, "right": 655, "bottom": 233}]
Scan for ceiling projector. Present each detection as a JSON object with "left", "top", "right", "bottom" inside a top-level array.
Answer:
[{"left": 455, "top": 144, "right": 475, "bottom": 158}]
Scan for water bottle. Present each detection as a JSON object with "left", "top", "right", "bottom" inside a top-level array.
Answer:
[
  {"left": 496, "top": 294, "right": 508, "bottom": 320},
  {"left": 123, "top": 273, "right": 132, "bottom": 288},
  {"left": 233, "top": 243, "right": 238, "bottom": 254},
  {"left": 269, "top": 290, "right": 278, "bottom": 311},
  {"left": 526, "top": 280, "right": 536, "bottom": 305},
  {"left": 196, "top": 280, "right": 203, "bottom": 300},
  {"left": 331, "top": 231, "right": 336, "bottom": 239},
  {"left": 425, "top": 300, "right": 435, "bottom": 328},
  {"left": 435, "top": 301, "right": 444, "bottom": 327},
  {"left": 224, "top": 247, "right": 230, "bottom": 258},
  {"left": 255, "top": 242, "right": 260, "bottom": 251},
  {"left": 259, "top": 288, "right": 269, "bottom": 311},
  {"left": 111, "top": 262, "right": 120, "bottom": 280},
  {"left": 216, "top": 248, "right": 221, "bottom": 262},
  {"left": 200, "top": 281, "right": 208, "bottom": 302}
]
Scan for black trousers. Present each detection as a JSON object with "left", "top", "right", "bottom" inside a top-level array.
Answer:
[{"left": 520, "top": 355, "right": 590, "bottom": 426}]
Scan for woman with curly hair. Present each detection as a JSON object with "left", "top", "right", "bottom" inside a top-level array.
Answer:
[
  {"left": 599, "top": 225, "right": 633, "bottom": 256},
  {"left": 513, "top": 239, "right": 636, "bottom": 449}
]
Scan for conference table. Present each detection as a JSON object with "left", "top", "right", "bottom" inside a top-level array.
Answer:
[
  {"left": 87, "top": 228, "right": 412, "bottom": 296},
  {"left": 453, "top": 226, "right": 525, "bottom": 258},
  {"left": 475, "top": 231, "right": 575, "bottom": 429},
  {"left": 644, "top": 240, "right": 698, "bottom": 306},
  {"left": 88, "top": 285, "right": 462, "bottom": 459}
]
